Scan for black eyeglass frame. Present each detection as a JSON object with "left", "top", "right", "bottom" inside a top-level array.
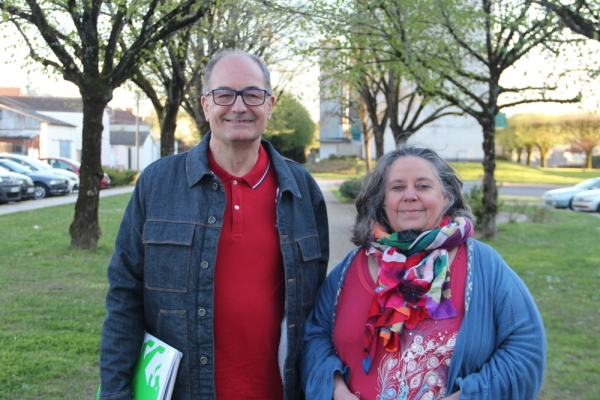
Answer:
[{"left": 205, "top": 89, "right": 271, "bottom": 106}]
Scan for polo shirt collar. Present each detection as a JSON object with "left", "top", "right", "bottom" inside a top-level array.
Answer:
[
  {"left": 207, "top": 143, "right": 270, "bottom": 189},
  {"left": 185, "top": 132, "right": 302, "bottom": 198}
]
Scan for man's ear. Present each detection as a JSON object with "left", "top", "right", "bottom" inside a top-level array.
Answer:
[
  {"left": 201, "top": 96, "right": 210, "bottom": 121},
  {"left": 267, "top": 94, "right": 276, "bottom": 120}
]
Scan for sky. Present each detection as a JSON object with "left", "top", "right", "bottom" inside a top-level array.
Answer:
[
  {"left": 1, "top": 26, "right": 599, "bottom": 123},
  {"left": 0, "top": 37, "right": 322, "bottom": 122}
]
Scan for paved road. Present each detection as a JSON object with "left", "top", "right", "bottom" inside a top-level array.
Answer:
[{"left": 463, "top": 181, "right": 564, "bottom": 198}]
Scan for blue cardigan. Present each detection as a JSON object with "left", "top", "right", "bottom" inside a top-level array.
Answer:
[{"left": 300, "top": 239, "right": 546, "bottom": 399}]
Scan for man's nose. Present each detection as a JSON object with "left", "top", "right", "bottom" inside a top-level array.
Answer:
[{"left": 230, "top": 93, "right": 248, "bottom": 111}]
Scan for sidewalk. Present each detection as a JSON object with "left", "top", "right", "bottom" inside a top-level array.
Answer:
[{"left": 0, "top": 186, "right": 135, "bottom": 216}]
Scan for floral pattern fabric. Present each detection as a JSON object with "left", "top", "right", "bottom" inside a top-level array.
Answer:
[{"left": 363, "top": 216, "right": 473, "bottom": 373}]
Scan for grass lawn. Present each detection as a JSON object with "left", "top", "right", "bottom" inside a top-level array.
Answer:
[
  {"left": 451, "top": 160, "right": 600, "bottom": 185},
  {"left": 0, "top": 195, "right": 128, "bottom": 399},
  {"left": 310, "top": 158, "right": 600, "bottom": 185},
  {"left": 1, "top": 192, "right": 599, "bottom": 399}
]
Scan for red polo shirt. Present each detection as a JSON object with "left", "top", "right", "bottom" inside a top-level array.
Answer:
[{"left": 209, "top": 144, "right": 284, "bottom": 399}]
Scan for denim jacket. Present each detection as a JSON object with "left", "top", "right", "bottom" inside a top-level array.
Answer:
[{"left": 100, "top": 133, "right": 329, "bottom": 400}]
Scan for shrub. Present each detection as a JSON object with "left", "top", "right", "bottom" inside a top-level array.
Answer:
[
  {"left": 339, "top": 178, "right": 362, "bottom": 200},
  {"left": 104, "top": 167, "right": 138, "bottom": 186},
  {"left": 463, "top": 183, "right": 504, "bottom": 223}
]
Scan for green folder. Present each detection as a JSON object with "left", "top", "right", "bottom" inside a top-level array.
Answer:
[{"left": 97, "top": 332, "right": 183, "bottom": 400}]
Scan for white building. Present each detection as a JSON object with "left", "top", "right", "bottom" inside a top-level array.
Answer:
[
  {"left": 319, "top": 88, "right": 484, "bottom": 162},
  {"left": 0, "top": 90, "right": 158, "bottom": 170},
  {"left": 108, "top": 108, "right": 158, "bottom": 171}
]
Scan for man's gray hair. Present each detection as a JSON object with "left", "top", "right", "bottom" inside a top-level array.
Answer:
[
  {"left": 351, "top": 145, "right": 475, "bottom": 247},
  {"left": 202, "top": 49, "right": 272, "bottom": 94}
]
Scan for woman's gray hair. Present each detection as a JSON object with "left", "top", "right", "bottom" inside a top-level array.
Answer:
[
  {"left": 351, "top": 145, "right": 475, "bottom": 247},
  {"left": 202, "top": 49, "right": 272, "bottom": 94}
]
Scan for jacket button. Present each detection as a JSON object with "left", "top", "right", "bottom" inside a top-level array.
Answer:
[
  {"left": 198, "top": 308, "right": 206, "bottom": 317},
  {"left": 208, "top": 216, "right": 216, "bottom": 224},
  {"left": 201, "top": 261, "right": 209, "bottom": 269},
  {"left": 212, "top": 182, "right": 218, "bottom": 190},
  {"left": 200, "top": 356, "right": 208, "bottom": 364}
]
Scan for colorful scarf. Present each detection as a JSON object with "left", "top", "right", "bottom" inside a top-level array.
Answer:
[{"left": 362, "top": 216, "right": 474, "bottom": 373}]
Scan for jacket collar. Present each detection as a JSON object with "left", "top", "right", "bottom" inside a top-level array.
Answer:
[{"left": 185, "top": 132, "right": 301, "bottom": 198}]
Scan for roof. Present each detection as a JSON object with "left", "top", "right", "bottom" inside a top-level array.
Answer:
[
  {"left": 0, "top": 95, "right": 83, "bottom": 112},
  {"left": 0, "top": 130, "right": 41, "bottom": 139},
  {"left": 0, "top": 98, "right": 76, "bottom": 127},
  {"left": 110, "top": 130, "right": 151, "bottom": 146},
  {"left": 0, "top": 87, "right": 23, "bottom": 96},
  {"left": 110, "top": 108, "right": 139, "bottom": 124}
]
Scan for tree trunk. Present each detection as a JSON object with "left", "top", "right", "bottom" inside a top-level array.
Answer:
[
  {"left": 363, "top": 131, "right": 372, "bottom": 171},
  {"left": 394, "top": 130, "right": 412, "bottom": 146},
  {"left": 69, "top": 92, "right": 108, "bottom": 250},
  {"left": 516, "top": 147, "right": 523, "bottom": 164},
  {"left": 479, "top": 118, "right": 498, "bottom": 239},
  {"left": 586, "top": 152, "right": 593, "bottom": 169},
  {"left": 160, "top": 96, "right": 182, "bottom": 157},
  {"left": 525, "top": 146, "right": 532, "bottom": 166},
  {"left": 373, "top": 126, "right": 385, "bottom": 159},
  {"left": 540, "top": 150, "right": 548, "bottom": 168}
]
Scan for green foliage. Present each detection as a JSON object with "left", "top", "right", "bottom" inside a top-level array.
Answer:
[
  {"left": 264, "top": 94, "right": 316, "bottom": 162},
  {"left": 104, "top": 168, "right": 138, "bottom": 186},
  {"left": 339, "top": 177, "right": 362, "bottom": 200},
  {"left": 463, "top": 183, "right": 504, "bottom": 223}
]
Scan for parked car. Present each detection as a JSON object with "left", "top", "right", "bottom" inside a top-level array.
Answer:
[
  {"left": 39, "top": 156, "right": 111, "bottom": 189},
  {"left": 571, "top": 188, "right": 600, "bottom": 213},
  {"left": 0, "top": 166, "right": 35, "bottom": 200},
  {"left": 0, "top": 159, "right": 70, "bottom": 199},
  {"left": 541, "top": 177, "right": 600, "bottom": 209},
  {"left": 0, "top": 153, "right": 79, "bottom": 192},
  {"left": 0, "top": 167, "right": 22, "bottom": 203}
]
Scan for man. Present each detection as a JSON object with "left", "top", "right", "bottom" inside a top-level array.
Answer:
[{"left": 99, "top": 50, "right": 329, "bottom": 399}]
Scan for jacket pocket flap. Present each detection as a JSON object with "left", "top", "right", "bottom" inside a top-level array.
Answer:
[
  {"left": 297, "top": 235, "right": 321, "bottom": 262},
  {"left": 143, "top": 221, "right": 195, "bottom": 246}
]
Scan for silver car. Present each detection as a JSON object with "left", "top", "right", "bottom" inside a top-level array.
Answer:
[
  {"left": 0, "top": 153, "right": 79, "bottom": 193},
  {"left": 571, "top": 188, "right": 600, "bottom": 213},
  {"left": 0, "top": 166, "right": 35, "bottom": 200},
  {"left": 541, "top": 177, "right": 600, "bottom": 209}
]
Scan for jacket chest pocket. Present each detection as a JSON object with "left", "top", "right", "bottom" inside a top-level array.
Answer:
[
  {"left": 143, "top": 221, "right": 195, "bottom": 293},
  {"left": 297, "top": 235, "right": 322, "bottom": 307}
]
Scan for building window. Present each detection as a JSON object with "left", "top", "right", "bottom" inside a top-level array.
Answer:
[{"left": 59, "top": 140, "right": 71, "bottom": 158}]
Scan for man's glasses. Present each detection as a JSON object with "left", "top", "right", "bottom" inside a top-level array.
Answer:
[{"left": 206, "top": 89, "right": 270, "bottom": 106}]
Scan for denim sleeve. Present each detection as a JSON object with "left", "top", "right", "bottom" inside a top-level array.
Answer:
[
  {"left": 300, "top": 261, "right": 349, "bottom": 399},
  {"left": 99, "top": 175, "right": 148, "bottom": 400},
  {"left": 454, "top": 244, "right": 547, "bottom": 400},
  {"left": 310, "top": 176, "right": 330, "bottom": 289}
]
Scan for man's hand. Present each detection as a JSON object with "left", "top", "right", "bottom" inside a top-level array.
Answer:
[{"left": 333, "top": 372, "right": 360, "bottom": 400}]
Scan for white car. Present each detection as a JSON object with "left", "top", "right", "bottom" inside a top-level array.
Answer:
[
  {"left": 541, "top": 177, "right": 600, "bottom": 209},
  {"left": 571, "top": 188, "right": 600, "bottom": 213},
  {"left": 0, "top": 153, "right": 79, "bottom": 193}
]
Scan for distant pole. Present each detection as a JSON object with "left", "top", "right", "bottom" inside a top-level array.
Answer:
[{"left": 135, "top": 93, "right": 140, "bottom": 172}]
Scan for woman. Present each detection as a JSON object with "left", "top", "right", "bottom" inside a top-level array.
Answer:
[{"left": 301, "top": 146, "right": 546, "bottom": 400}]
